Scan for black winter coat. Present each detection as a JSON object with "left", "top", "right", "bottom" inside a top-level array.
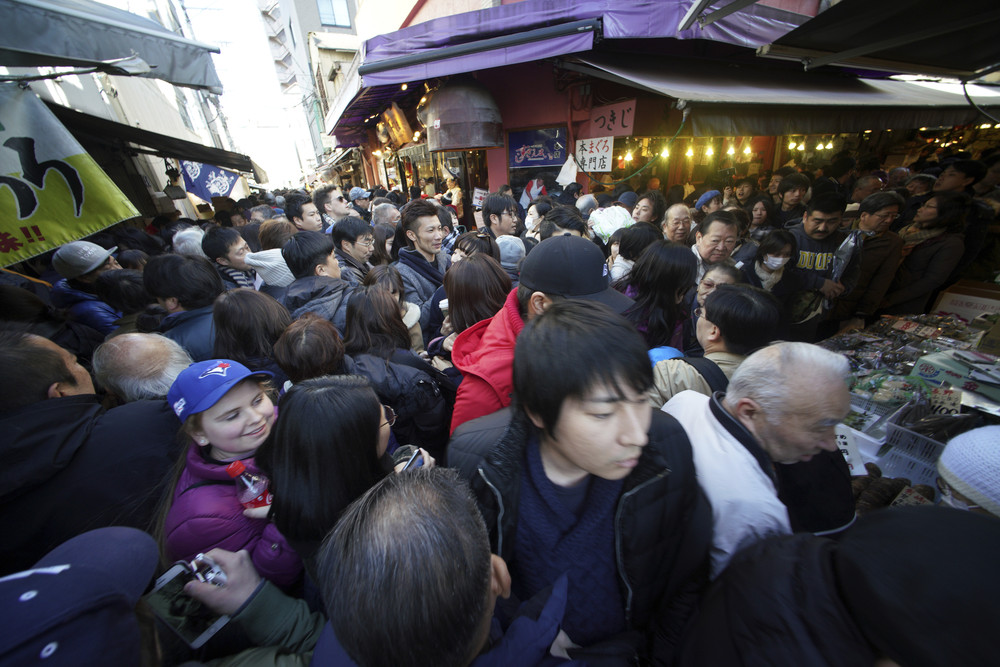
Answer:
[
  {"left": 281, "top": 276, "right": 354, "bottom": 333},
  {"left": 453, "top": 409, "right": 712, "bottom": 666},
  {"left": 344, "top": 352, "right": 452, "bottom": 459},
  {"left": 677, "top": 534, "right": 874, "bottom": 667},
  {"left": 0, "top": 397, "right": 181, "bottom": 575}
]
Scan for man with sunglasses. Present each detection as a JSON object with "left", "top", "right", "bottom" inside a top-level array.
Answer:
[
  {"left": 313, "top": 185, "right": 353, "bottom": 229},
  {"left": 330, "top": 217, "right": 374, "bottom": 286}
]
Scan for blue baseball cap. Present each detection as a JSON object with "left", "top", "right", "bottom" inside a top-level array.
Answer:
[{"left": 167, "top": 359, "right": 273, "bottom": 423}]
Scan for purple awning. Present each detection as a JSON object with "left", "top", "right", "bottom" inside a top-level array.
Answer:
[{"left": 360, "top": 26, "right": 595, "bottom": 87}]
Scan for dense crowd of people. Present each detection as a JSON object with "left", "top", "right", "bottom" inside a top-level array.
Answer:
[{"left": 1, "top": 147, "right": 1000, "bottom": 666}]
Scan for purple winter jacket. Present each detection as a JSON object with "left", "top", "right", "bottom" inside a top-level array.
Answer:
[{"left": 164, "top": 444, "right": 302, "bottom": 589}]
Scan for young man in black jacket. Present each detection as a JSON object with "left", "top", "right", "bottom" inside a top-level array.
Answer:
[{"left": 449, "top": 300, "right": 711, "bottom": 665}]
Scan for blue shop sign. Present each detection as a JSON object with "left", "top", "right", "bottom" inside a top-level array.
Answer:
[{"left": 508, "top": 127, "right": 566, "bottom": 169}]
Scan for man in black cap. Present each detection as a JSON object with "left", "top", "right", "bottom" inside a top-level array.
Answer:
[{"left": 449, "top": 234, "right": 632, "bottom": 433}]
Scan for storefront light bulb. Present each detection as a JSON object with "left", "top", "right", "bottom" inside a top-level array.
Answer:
[
  {"left": 864, "top": 129, "right": 872, "bottom": 134},
  {"left": 726, "top": 145, "right": 735, "bottom": 155},
  {"left": 705, "top": 146, "right": 714, "bottom": 156},
  {"left": 401, "top": 84, "right": 408, "bottom": 91},
  {"left": 980, "top": 123, "right": 992, "bottom": 129},
  {"left": 419, "top": 96, "right": 427, "bottom": 104},
  {"left": 412, "top": 131, "right": 421, "bottom": 141},
  {"left": 660, "top": 148, "right": 669, "bottom": 158},
  {"left": 685, "top": 147, "right": 694, "bottom": 157},
  {"left": 825, "top": 141, "right": 834, "bottom": 149},
  {"left": 373, "top": 150, "right": 382, "bottom": 156},
  {"left": 817, "top": 143, "right": 824, "bottom": 150},
  {"left": 743, "top": 146, "right": 751, "bottom": 155},
  {"left": 797, "top": 143, "right": 805, "bottom": 150},
  {"left": 788, "top": 140, "right": 797, "bottom": 150},
  {"left": 624, "top": 151, "right": 633, "bottom": 162}
]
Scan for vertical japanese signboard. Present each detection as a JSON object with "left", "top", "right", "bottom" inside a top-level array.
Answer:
[
  {"left": 575, "top": 136, "right": 614, "bottom": 172},
  {"left": 0, "top": 84, "right": 139, "bottom": 266}
]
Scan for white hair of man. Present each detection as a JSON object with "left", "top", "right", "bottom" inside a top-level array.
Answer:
[
  {"left": 171, "top": 227, "right": 207, "bottom": 258},
  {"left": 576, "top": 194, "right": 599, "bottom": 220},
  {"left": 93, "top": 333, "right": 193, "bottom": 402},
  {"left": 726, "top": 342, "right": 849, "bottom": 415},
  {"left": 371, "top": 203, "right": 400, "bottom": 226}
]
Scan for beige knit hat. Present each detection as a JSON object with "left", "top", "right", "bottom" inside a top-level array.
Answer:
[{"left": 937, "top": 425, "right": 1000, "bottom": 517}]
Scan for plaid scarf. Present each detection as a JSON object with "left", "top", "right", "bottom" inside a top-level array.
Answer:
[
  {"left": 897, "top": 224, "right": 946, "bottom": 257},
  {"left": 218, "top": 265, "right": 256, "bottom": 289}
]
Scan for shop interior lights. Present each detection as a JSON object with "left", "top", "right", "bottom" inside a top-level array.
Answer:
[
  {"left": 624, "top": 151, "right": 633, "bottom": 162},
  {"left": 743, "top": 145, "right": 751, "bottom": 155},
  {"left": 685, "top": 146, "right": 694, "bottom": 157},
  {"left": 788, "top": 139, "right": 797, "bottom": 150},
  {"left": 660, "top": 147, "right": 669, "bottom": 158},
  {"left": 825, "top": 141, "right": 834, "bottom": 149},
  {"left": 726, "top": 145, "right": 735, "bottom": 155},
  {"left": 706, "top": 145, "right": 714, "bottom": 156}
]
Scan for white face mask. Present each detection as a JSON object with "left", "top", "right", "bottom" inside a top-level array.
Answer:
[
  {"left": 763, "top": 255, "right": 790, "bottom": 270},
  {"left": 524, "top": 214, "right": 535, "bottom": 229}
]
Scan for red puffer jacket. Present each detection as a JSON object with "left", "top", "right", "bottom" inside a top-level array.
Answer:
[{"left": 450, "top": 289, "right": 524, "bottom": 433}]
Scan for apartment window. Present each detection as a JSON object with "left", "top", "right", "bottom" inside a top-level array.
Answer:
[{"left": 317, "top": 0, "right": 350, "bottom": 27}]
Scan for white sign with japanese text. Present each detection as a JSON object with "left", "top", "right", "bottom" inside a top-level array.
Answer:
[{"left": 575, "top": 136, "right": 613, "bottom": 173}]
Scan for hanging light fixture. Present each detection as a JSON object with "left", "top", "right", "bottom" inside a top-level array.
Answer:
[
  {"left": 706, "top": 145, "right": 715, "bottom": 157},
  {"left": 685, "top": 145, "right": 694, "bottom": 157},
  {"left": 726, "top": 145, "right": 735, "bottom": 155},
  {"left": 661, "top": 147, "right": 669, "bottom": 158},
  {"left": 788, "top": 139, "right": 797, "bottom": 150},
  {"left": 817, "top": 142, "right": 824, "bottom": 150},
  {"left": 825, "top": 140, "right": 834, "bottom": 149},
  {"left": 743, "top": 145, "right": 752, "bottom": 155},
  {"left": 797, "top": 143, "right": 805, "bottom": 150},
  {"left": 624, "top": 151, "right": 633, "bottom": 162}
]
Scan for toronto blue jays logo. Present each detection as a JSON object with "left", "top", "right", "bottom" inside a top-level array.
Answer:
[{"left": 199, "top": 362, "right": 231, "bottom": 379}]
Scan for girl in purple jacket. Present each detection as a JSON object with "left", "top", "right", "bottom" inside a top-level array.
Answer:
[{"left": 161, "top": 359, "right": 302, "bottom": 589}]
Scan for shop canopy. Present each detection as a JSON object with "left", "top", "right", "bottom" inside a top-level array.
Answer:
[
  {"left": 332, "top": 0, "right": 805, "bottom": 143},
  {"left": 47, "top": 102, "right": 265, "bottom": 182},
  {"left": 0, "top": 0, "right": 223, "bottom": 93},
  {"left": 758, "top": 0, "right": 1000, "bottom": 81},
  {"left": 565, "top": 53, "right": 1000, "bottom": 136}
]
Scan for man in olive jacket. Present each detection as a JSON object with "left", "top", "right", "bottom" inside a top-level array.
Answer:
[{"left": 449, "top": 301, "right": 711, "bottom": 666}]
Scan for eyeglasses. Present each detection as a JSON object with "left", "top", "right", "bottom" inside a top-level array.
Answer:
[
  {"left": 355, "top": 238, "right": 375, "bottom": 247},
  {"left": 381, "top": 404, "right": 397, "bottom": 427}
]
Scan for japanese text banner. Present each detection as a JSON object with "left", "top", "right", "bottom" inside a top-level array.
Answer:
[{"left": 0, "top": 83, "right": 139, "bottom": 267}]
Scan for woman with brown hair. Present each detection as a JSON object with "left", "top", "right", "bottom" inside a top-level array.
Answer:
[
  {"left": 212, "top": 288, "right": 292, "bottom": 388},
  {"left": 429, "top": 254, "right": 511, "bottom": 370}
]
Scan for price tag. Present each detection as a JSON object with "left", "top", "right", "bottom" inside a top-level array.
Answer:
[
  {"left": 890, "top": 487, "right": 933, "bottom": 507},
  {"left": 929, "top": 387, "right": 961, "bottom": 415},
  {"left": 836, "top": 429, "right": 867, "bottom": 476}
]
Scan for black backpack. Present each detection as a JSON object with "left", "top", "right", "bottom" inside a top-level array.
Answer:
[{"left": 677, "top": 356, "right": 730, "bottom": 393}]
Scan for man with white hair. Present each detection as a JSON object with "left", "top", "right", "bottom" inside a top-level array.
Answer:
[
  {"left": 371, "top": 202, "right": 401, "bottom": 228},
  {"left": 663, "top": 342, "right": 854, "bottom": 578},
  {"left": 662, "top": 203, "right": 693, "bottom": 244},
  {"left": 92, "top": 333, "right": 193, "bottom": 403}
]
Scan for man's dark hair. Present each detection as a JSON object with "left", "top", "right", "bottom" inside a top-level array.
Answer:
[
  {"left": 735, "top": 177, "right": 756, "bottom": 190},
  {"left": 513, "top": 300, "right": 652, "bottom": 438},
  {"left": 858, "top": 191, "right": 905, "bottom": 215},
  {"left": 946, "top": 159, "right": 987, "bottom": 186},
  {"left": 482, "top": 193, "right": 517, "bottom": 228},
  {"left": 699, "top": 210, "right": 740, "bottom": 237},
  {"left": 637, "top": 190, "right": 668, "bottom": 223},
  {"left": 284, "top": 194, "right": 312, "bottom": 223},
  {"left": 619, "top": 222, "right": 662, "bottom": 262},
  {"left": 436, "top": 206, "right": 454, "bottom": 234},
  {"left": 281, "top": 230, "right": 335, "bottom": 280},
  {"left": 95, "top": 269, "right": 153, "bottom": 315},
  {"left": 313, "top": 184, "right": 338, "bottom": 213},
  {"left": 827, "top": 156, "right": 857, "bottom": 179},
  {"left": 399, "top": 198, "right": 439, "bottom": 235},
  {"left": 331, "top": 216, "right": 372, "bottom": 250},
  {"left": 0, "top": 328, "right": 79, "bottom": 412},
  {"left": 703, "top": 284, "right": 781, "bottom": 356},
  {"left": 541, "top": 205, "right": 587, "bottom": 237},
  {"left": 201, "top": 226, "right": 244, "bottom": 262},
  {"left": 143, "top": 254, "right": 224, "bottom": 310},
  {"left": 806, "top": 194, "right": 847, "bottom": 216},
  {"left": 318, "top": 467, "right": 492, "bottom": 667},
  {"left": 777, "top": 173, "right": 811, "bottom": 196},
  {"left": 249, "top": 204, "right": 276, "bottom": 222}
]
